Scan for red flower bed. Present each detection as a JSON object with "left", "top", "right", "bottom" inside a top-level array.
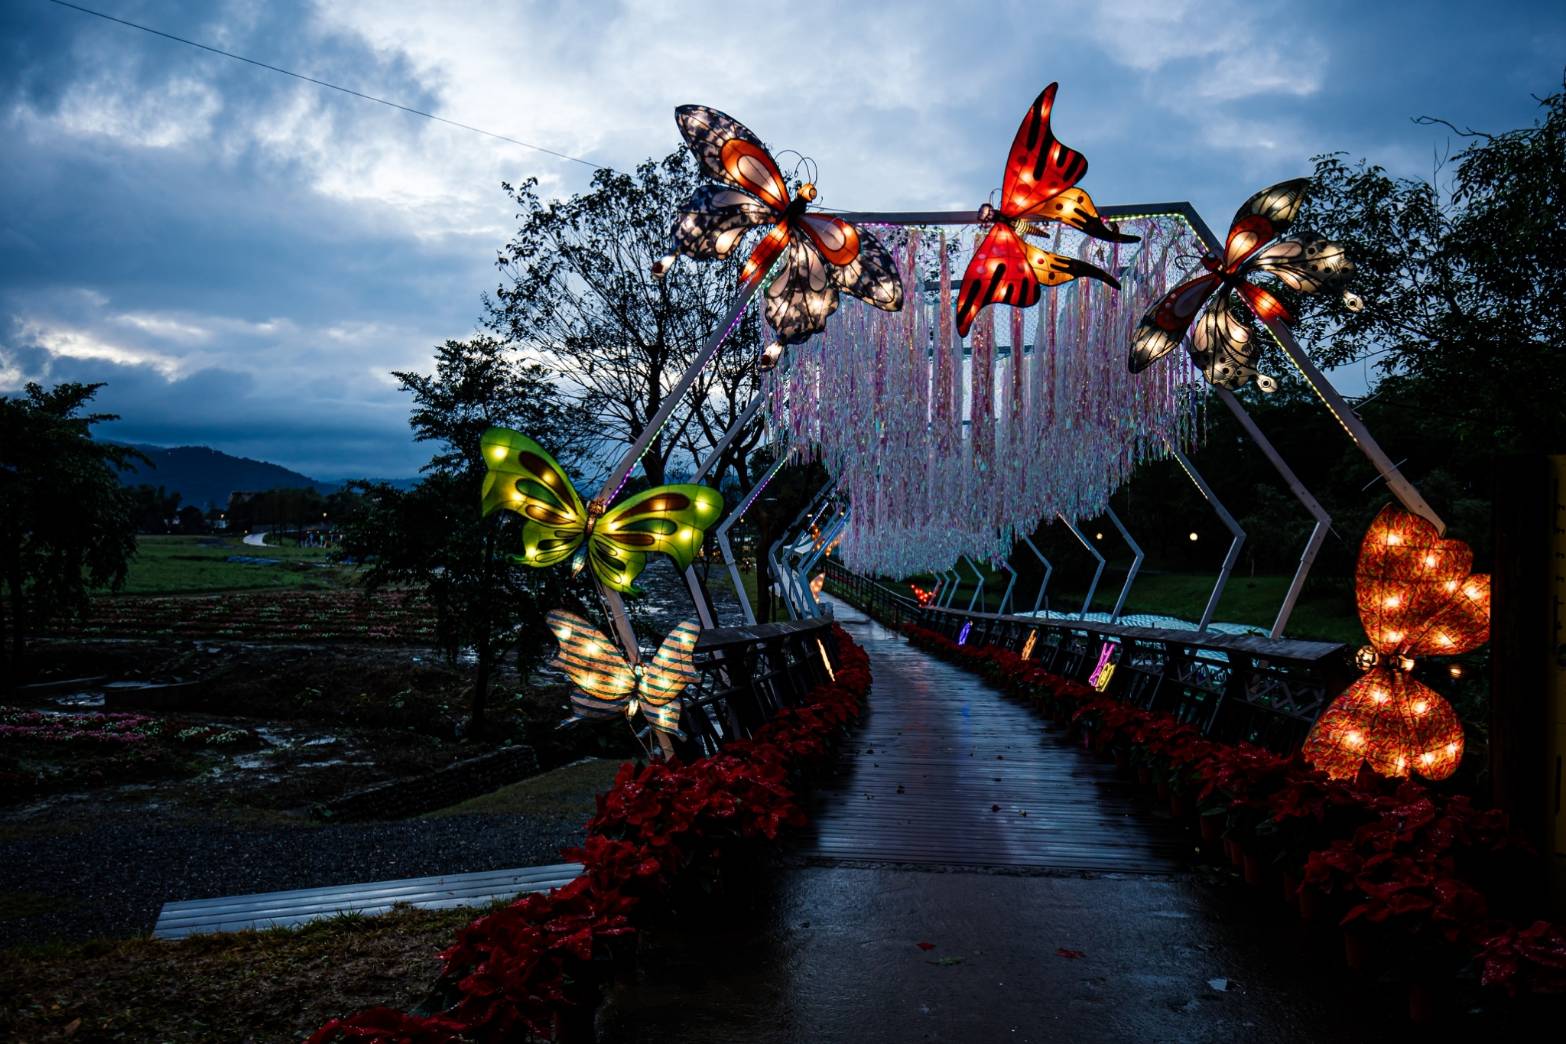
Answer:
[
  {"left": 902, "top": 623, "right": 1566, "bottom": 1011},
  {"left": 308, "top": 626, "right": 870, "bottom": 1043}
]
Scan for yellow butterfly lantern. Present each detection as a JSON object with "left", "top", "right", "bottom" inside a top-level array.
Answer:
[
  {"left": 548, "top": 609, "right": 700, "bottom": 737},
  {"left": 480, "top": 427, "right": 723, "bottom": 594}
]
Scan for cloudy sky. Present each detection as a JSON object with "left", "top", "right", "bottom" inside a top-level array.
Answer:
[{"left": 3, "top": 0, "right": 1562, "bottom": 478}]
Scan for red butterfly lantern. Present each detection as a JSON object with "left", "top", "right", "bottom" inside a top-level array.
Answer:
[
  {"left": 1301, "top": 505, "right": 1490, "bottom": 781},
  {"left": 955, "top": 83, "right": 1136, "bottom": 337},
  {"left": 654, "top": 105, "right": 903, "bottom": 365},
  {"left": 1129, "top": 179, "right": 1356, "bottom": 392},
  {"left": 910, "top": 582, "right": 936, "bottom": 608}
]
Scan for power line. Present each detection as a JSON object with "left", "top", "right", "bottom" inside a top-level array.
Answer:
[{"left": 46, "top": 0, "right": 611, "bottom": 171}]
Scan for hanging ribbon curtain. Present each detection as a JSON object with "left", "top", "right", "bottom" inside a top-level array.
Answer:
[{"left": 765, "top": 218, "right": 1206, "bottom": 578}]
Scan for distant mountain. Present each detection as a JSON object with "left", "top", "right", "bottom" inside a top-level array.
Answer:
[{"left": 113, "top": 444, "right": 332, "bottom": 509}]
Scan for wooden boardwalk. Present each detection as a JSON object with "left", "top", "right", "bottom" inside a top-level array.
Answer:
[
  {"left": 800, "top": 599, "right": 1184, "bottom": 873},
  {"left": 152, "top": 863, "right": 581, "bottom": 938}
]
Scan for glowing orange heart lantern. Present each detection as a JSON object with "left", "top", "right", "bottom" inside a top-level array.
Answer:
[{"left": 1302, "top": 505, "right": 1490, "bottom": 781}]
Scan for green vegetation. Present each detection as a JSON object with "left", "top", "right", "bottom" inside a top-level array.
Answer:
[
  {"left": 101, "top": 535, "right": 351, "bottom": 595},
  {"left": 424, "top": 756, "right": 622, "bottom": 818},
  {"left": 0, "top": 902, "right": 495, "bottom": 1042},
  {"left": 907, "top": 567, "right": 1360, "bottom": 646}
]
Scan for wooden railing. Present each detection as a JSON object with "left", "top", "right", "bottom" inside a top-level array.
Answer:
[
  {"left": 673, "top": 617, "right": 841, "bottom": 759},
  {"left": 826, "top": 561, "right": 1352, "bottom": 754},
  {"left": 821, "top": 561, "right": 924, "bottom": 630}
]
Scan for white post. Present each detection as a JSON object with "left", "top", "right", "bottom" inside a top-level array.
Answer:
[
  {"left": 1105, "top": 507, "right": 1143, "bottom": 622},
  {"left": 1058, "top": 514, "right": 1105, "bottom": 619},
  {"left": 1170, "top": 447, "right": 1245, "bottom": 633},
  {"left": 1213, "top": 388, "right": 1332, "bottom": 638},
  {"left": 714, "top": 453, "right": 790, "bottom": 626},
  {"left": 961, "top": 555, "right": 986, "bottom": 613},
  {"left": 682, "top": 392, "right": 765, "bottom": 628},
  {"left": 1023, "top": 536, "right": 1054, "bottom": 614},
  {"left": 997, "top": 559, "right": 1019, "bottom": 616},
  {"left": 593, "top": 280, "right": 763, "bottom": 657}
]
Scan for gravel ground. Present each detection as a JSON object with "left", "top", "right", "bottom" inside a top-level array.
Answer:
[{"left": 0, "top": 760, "right": 619, "bottom": 948}]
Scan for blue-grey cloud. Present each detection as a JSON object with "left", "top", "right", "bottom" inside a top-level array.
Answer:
[{"left": 2, "top": 0, "right": 1562, "bottom": 477}]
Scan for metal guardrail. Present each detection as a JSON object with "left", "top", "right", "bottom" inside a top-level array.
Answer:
[
  {"left": 821, "top": 561, "right": 925, "bottom": 630},
  {"left": 673, "top": 617, "right": 841, "bottom": 759},
  {"left": 826, "top": 560, "right": 1351, "bottom": 754}
]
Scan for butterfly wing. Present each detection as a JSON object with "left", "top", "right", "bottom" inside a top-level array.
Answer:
[
  {"left": 637, "top": 619, "right": 702, "bottom": 737},
  {"left": 1188, "top": 300, "right": 1277, "bottom": 392},
  {"left": 766, "top": 237, "right": 840, "bottom": 345},
  {"left": 822, "top": 221, "right": 904, "bottom": 313},
  {"left": 1243, "top": 233, "right": 1355, "bottom": 294},
  {"left": 675, "top": 105, "right": 791, "bottom": 212},
  {"left": 1128, "top": 273, "right": 1222, "bottom": 373},
  {"left": 588, "top": 484, "right": 724, "bottom": 593},
  {"left": 480, "top": 427, "right": 587, "bottom": 566},
  {"left": 797, "top": 213, "right": 861, "bottom": 267},
  {"left": 956, "top": 224, "right": 1115, "bottom": 337},
  {"left": 1019, "top": 187, "right": 1138, "bottom": 244},
  {"left": 670, "top": 184, "right": 780, "bottom": 262},
  {"left": 546, "top": 609, "right": 636, "bottom": 720},
  {"left": 1223, "top": 178, "right": 1311, "bottom": 270},
  {"left": 998, "top": 83, "right": 1088, "bottom": 219},
  {"left": 1355, "top": 505, "right": 1491, "bottom": 657}
]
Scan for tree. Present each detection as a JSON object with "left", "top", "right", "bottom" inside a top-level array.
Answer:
[
  {"left": 0, "top": 383, "right": 140, "bottom": 689},
  {"left": 486, "top": 150, "right": 766, "bottom": 489},
  {"left": 126, "top": 484, "right": 182, "bottom": 534},
  {"left": 336, "top": 336, "right": 591, "bottom": 731},
  {"left": 1293, "top": 76, "right": 1566, "bottom": 453}
]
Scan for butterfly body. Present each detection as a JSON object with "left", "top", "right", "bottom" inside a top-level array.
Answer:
[
  {"left": 1129, "top": 178, "right": 1355, "bottom": 392},
  {"left": 955, "top": 83, "right": 1137, "bottom": 338},
  {"left": 659, "top": 105, "right": 902, "bottom": 355},
  {"left": 481, "top": 427, "right": 721, "bottom": 594}
]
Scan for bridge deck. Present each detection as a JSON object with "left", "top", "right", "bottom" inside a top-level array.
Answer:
[{"left": 800, "top": 598, "right": 1183, "bottom": 873}]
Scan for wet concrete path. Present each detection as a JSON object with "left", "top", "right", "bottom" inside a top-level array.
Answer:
[{"left": 597, "top": 599, "right": 1394, "bottom": 1043}]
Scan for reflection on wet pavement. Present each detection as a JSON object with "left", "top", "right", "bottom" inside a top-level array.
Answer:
[{"left": 596, "top": 597, "right": 1394, "bottom": 1043}]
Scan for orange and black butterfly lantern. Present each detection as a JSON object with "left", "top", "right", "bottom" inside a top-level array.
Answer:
[
  {"left": 1301, "top": 506, "right": 1490, "bottom": 781},
  {"left": 1129, "top": 179, "right": 1357, "bottom": 392},
  {"left": 654, "top": 105, "right": 903, "bottom": 365},
  {"left": 955, "top": 83, "right": 1137, "bottom": 338}
]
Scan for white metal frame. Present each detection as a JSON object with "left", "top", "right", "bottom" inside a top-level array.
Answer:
[
  {"left": 1169, "top": 447, "right": 1246, "bottom": 633},
  {"left": 1058, "top": 513, "right": 1105, "bottom": 618}
]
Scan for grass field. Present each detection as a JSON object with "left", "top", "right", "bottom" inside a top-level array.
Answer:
[
  {"left": 918, "top": 566, "right": 1359, "bottom": 645},
  {"left": 103, "top": 535, "right": 351, "bottom": 595},
  {"left": 708, "top": 561, "right": 1357, "bottom": 644}
]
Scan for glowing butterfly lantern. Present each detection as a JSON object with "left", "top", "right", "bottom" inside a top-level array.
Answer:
[
  {"left": 1301, "top": 506, "right": 1490, "bottom": 781},
  {"left": 655, "top": 105, "right": 903, "bottom": 366},
  {"left": 957, "top": 621, "right": 973, "bottom": 646},
  {"left": 1020, "top": 630, "right": 1039, "bottom": 660},
  {"left": 1129, "top": 178, "right": 1356, "bottom": 391},
  {"left": 480, "top": 428, "right": 722, "bottom": 594},
  {"left": 910, "top": 583, "right": 936, "bottom": 608},
  {"left": 955, "top": 82, "right": 1137, "bottom": 336},
  {"left": 547, "top": 610, "right": 700, "bottom": 737},
  {"left": 810, "top": 572, "right": 826, "bottom": 599}
]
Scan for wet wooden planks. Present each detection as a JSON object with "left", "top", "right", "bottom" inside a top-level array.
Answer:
[{"left": 801, "top": 599, "right": 1185, "bottom": 874}]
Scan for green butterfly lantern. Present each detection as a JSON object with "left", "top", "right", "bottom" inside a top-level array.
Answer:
[{"left": 480, "top": 427, "right": 723, "bottom": 594}]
